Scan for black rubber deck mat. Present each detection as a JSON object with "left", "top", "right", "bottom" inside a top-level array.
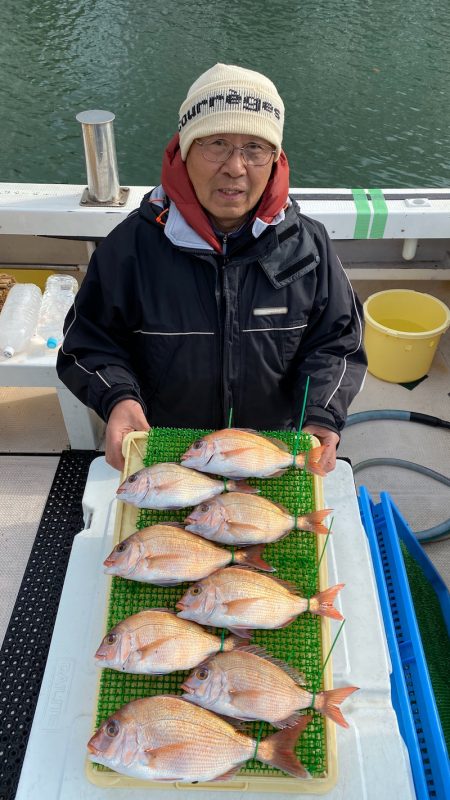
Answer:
[{"left": 0, "top": 450, "right": 99, "bottom": 800}]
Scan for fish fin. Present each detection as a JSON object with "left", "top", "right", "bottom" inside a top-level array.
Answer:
[
  {"left": 265, "top": 436, "right": 291, "bottom": 452},
  {"left": 142, "top": 557, "right": 184, "bottom": 586},
  {"left": 226, "top": 480, "right": 259, "bottom": 494},
  {"left": 226, "top": 625, "right": 254, "bottom": 638},
  {"left": 274, "top": 711, "right": 305, "bottom": 729},
  {"left": 145, "top": 555, "right": 185, "bottom": 567},
  {"left": 257, "top": 715, "right": 312, "bottom": 778},
  {"left": 297, "top": 508, "right": 333, "bottom": 535},
  {"left": 146, "top": 580, "right": 186, "bottom": 587},
  {"left": 234, "top": 544, "right": 275, "bottom": 572},
  {"left": 262, "top": 573, "right": 300, "bottom": 594},
  {"left": 209, "top": 765, "right": 242, "bottom": 782},
  {"left": 228, "top": 521, "right": 262, "bottom": 532},
  {"left": 315, "top": 686, "right": 358, "bottom": 728},
  {"left": 211, "top": 712, "right": 249, "bottom": 730},
  {"left": 151, "top": 473, "right": 191, "bottom": 497},
  {"left": 294, "top": 446, "right": 326, "bottom": 477},
  {"left": 135, "top": 638, "right": 171, "bottom": 660},
  {"left": 237, "top": 645, "right": 306, "bottom": 685},
  {"left": 228, "top": 689, "right": 264, "bottom": 712},
  {"left": 142, "top": 743, "right": 188, "bottom": 776},
  {"left": 158, "top": 520, "right": 186, "bottom": 528},
  {"left": 220, "top": 446, "right": 255, "bottom": 459},
  {"left": 310, "top": 583, "right": 345, "bottom": 620},
  {"left": 223, "top": 598, "right": 262, "bottom": 615},
  {"left": 155, "top": 484, "right": 180, "bottom": 495},
  {"left": 227, "top": 566, "right": 301, "bottom": 595},
  {"left": 222, "top": 634, "right": 252, "bottom": 651}
]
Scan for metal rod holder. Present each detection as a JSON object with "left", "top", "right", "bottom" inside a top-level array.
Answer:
[{"left": 76, "top": 110, "right": 126, "bottom": 205}]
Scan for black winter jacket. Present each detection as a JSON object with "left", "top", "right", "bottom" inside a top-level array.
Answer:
[{"left": 56, "top": 193, "right": 367, "bottom": 434}]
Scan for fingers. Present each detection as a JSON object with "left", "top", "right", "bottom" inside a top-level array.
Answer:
[
  {"left": 321, "top": 445, "right": 336, "bottom": 474},
  {"left": 105, "top": 426, "right": 126, "bottom": 472},
  {"left": 134, "top": 410, "right": 150, "bottom": 432},
  {"left": 302, "top": 424, "right": 339, "bottom": 473},
  {"left": 105, "top": 399, "right": 150, "bottom": 472}
]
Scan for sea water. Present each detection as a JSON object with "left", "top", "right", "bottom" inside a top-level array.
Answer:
[{"left": 1, "top": 0, "right": 450, "bottom": 188}]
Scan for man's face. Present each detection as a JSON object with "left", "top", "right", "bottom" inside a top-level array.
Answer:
[{"left": 185, "top": 133, "right": 274, "bottom": 233}]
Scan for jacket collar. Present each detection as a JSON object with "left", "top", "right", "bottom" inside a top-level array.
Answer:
[
  {"left": 142, "top": 189, "right": 320, "bottom": 286},
  {"left": 147, "top": 186, "right": 289, "bottom": 253}
]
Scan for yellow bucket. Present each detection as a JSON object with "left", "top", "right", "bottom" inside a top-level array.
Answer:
[{"left": 363, "top": 289, "right": 450, "bottom": 383}]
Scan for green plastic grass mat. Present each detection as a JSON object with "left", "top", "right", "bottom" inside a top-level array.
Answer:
[
  {"left": 94, "top": 427, "right": 330, "bottom": 780},
  {"left": 400, "top": 542, "right": 450, "bottom": 754}
]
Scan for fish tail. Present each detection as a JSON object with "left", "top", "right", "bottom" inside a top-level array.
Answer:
[
  {"left": 315, "top": 686, "right": 359, "bottom": 728},
  {"left": 310, "top": 583, "right": 345, "bottom": 620},
  {"left": 299, "top": 508, "right": 333, "bottom": 535},
  {"left": 294, "top": 446, "right": 326, "bottom": 477},
  {"left": 221, "top": 634, "right": 252, "bottom": 651},
  {"left": 257, "top": 715, "right": 312, "bottom": 778},
  {"left": 226, "top": 480, "right": 259, "bottom": 494},
  {"left": 234, "top": 544, "right": 275, "bottom": 572}
]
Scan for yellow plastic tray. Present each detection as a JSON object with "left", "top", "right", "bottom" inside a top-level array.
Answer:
[{"left": 86, "top": 431, "right": 337, "bottom": 793}]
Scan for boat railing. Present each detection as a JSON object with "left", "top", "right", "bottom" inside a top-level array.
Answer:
[{"left": 0, "top": 183, "right": 449, "bottom": 281}]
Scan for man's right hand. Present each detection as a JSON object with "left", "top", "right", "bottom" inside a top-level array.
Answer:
[{"left": 105, "top": 399, "right": 150, "bottom": 472}]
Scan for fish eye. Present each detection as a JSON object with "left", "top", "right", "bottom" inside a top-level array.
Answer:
[
  {"left": 106, "top": 633, "right": 117, "bottom": 644},
  {"left": 195, "top": 667, "right": 209, "bottom": 680},
  {"left": 190, "top": 585, "right": 202, "bottom": 595},
  {"left": 106, "top": 719, "right": 120, "bottom": 737},
  {"left": 192, "top": 440, "right": 204, "bottom": 450},
  {"left": 200, "top": 504, "right": 210, "bottom": 512},
  {"left": 127, "top": 474, "right": 138, "bottom": 483},
  {"left": 117, "top": 541, "right": 128, "bottom": 552}
]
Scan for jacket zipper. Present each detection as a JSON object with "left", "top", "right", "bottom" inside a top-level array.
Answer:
[
  {"left": 221, "top": 234, "right": 233, "bottom": 425},
  {"left": 185, "top": 238, "right": 229, "bottom": 427}
]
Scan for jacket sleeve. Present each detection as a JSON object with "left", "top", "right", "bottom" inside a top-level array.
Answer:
[
  {"left": 292, "top": 223, "right": 367, "bottom": 435},
  {"left": 56, "top": 237, "right": 147, "bottom": 422}
]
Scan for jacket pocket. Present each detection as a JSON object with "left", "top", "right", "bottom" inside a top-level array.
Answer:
[
  {"left": 276, "top": 320, "right": 308, "bottom": 369},
  {"left": 242, "top": 317, "right": 307, "bottom": 371},
  {"left": 131, "top": 329, "right": 219, "bottom": 426}
]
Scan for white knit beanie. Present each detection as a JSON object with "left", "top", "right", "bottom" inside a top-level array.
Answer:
[{"left": 178, "top": 63, "right": 284, "bottom": 161}]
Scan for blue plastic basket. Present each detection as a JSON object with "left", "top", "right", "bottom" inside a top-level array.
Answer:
[
  {"left": 358, "top": 487, "right": 450, "bottom": 800},
  {"left": 388, "top": 499, "right": 450, "bottom": 639}
]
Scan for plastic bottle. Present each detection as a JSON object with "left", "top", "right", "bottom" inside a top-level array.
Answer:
[
  {"left": 0, "top": 283, "right": 42, "bottom": 358},
  {"left": 36, "top": 274, "right": 78, "bottom": 349}
]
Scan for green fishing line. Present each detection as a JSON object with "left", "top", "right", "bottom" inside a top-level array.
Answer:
[
  {"left": 312, "top": 620, "right": 346, "bottom": 693},
  {"left": 252, "top": 721, "right": 265, "bottom": 761},
  {"left": 293, "top": 376, "right": 310, "bottom": 459}
]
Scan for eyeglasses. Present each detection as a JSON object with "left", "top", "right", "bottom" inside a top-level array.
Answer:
[{"left": 195, "top": 138, "right": 276, "bottom": 166}]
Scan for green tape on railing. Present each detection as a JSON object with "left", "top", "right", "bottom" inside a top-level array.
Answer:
[
  {"left": 368, "top": 188, "right": 388, "bottom": 239},
  {"left": 352, "top": 189, "right": 371, "bottom": 239}
]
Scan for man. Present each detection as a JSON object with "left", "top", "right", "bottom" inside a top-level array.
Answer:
[{"left": 57, "top": 63, "right": 367, "bottom": 472}]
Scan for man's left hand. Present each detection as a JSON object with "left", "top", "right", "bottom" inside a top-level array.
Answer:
[{"left": 302, "top": 424, "right": 340, "bottom": 473}]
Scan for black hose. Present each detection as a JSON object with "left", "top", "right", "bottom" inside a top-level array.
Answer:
[
  {"left": 346, "top": 410, "right": 450, "bottom": 542},
  {"left": 347, "top": 409, "right": 450, "bottom": 429}
]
